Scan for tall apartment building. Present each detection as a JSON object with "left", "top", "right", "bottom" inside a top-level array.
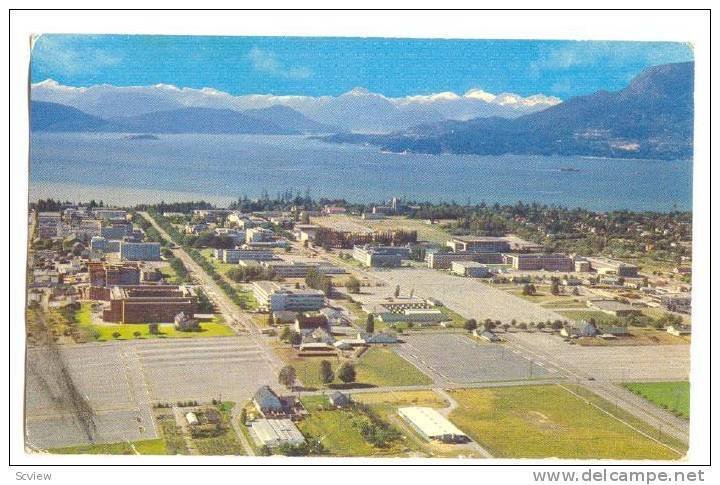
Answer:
[
  {"left": 252, "top": 281, "right": 325, "bottom": 312},
  {"left": 119, "top": 242, "right": 161, "bottom": 261}
]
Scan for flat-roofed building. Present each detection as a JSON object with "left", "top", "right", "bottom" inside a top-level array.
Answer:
[
  {"left": 377, "top": 308, "right": 447, "bottom": 324},
  {"left": 101, "top": 222, "right": 133, "bottom": 240},
  {"left": 88, "top": 262, "right": 141, "bottom": 289},
  {"left": 446, "top": 236, "right": 511, "bottom": 253},
  {"left": 251, "top": 419, "right": 305, "bottom": 448},
  {"left": 426, "top": 251, "right": 504, "bottom": 269},
  {"left": 261, "top": 260, "right": 344, "bottom": 278},
  {"left": 588, "top": 299, "right": 643, "bottom": 317},
  {"left": 119, "top": 242, "right": 161, "bottom": 261},
  {"left": 586, "top": 257, "right": 639, "bottom": 277},
  {"left": 93, "top": 209, "right": 128, "bottom": 220},
  {"left": 223, "top": 248, "right": 275, "bottom": 263},
  {"left": 252, "top": 281, "right": 325, "bottom": 312},
  {"left": 503, "top": 253, "right": 574, "bottom": 272},
  {"left": 102, "top": 285, "right": 197, "bottom": 323},
  {"left": 352, "top": 245, "right": 410, "bottom": 267},
  {"left": 575, "top": 259, "right": 591, "bottom": 272},
  {"left": 398, "top": 407, "right": 469, "bottom": 443},
  {"left": 451, "top": 261, "right": 490, "bottom": 277}
]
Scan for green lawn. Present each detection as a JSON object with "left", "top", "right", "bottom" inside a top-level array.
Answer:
[
  {"left": 355, "top": 347, "right": 433, "bottom": 387},
  {"left": 283, "top": 346, "right": 431, "bottom": 389},
  {"left": 624, "top": 382, "right": 690, "bottom": 419},
  {"left": 75, "top": 304, "right": 235, "bottom": 341},
  {"left": 448, "top": 385, "right": 683, "bottom": 460},
  {"left": 50, "top": 439, "right": 167, "bottom": 455},
  {"left": 298, "top": 396, "right": 380, "bottom": 456}
]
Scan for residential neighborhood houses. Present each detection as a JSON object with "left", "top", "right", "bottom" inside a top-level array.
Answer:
[{"left": 25, "top": 197, "right": 692, "bottom": 459}]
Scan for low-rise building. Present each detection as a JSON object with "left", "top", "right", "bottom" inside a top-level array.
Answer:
[
  {"left": 503, "top": 253, "right": 574, "bottom": 272},
  {"left": 445, "top": 236, "right": 511, "bottom": 253},
  {"left": 586, "top": 257, "right": 639, "bottom": 277},
  {"left": 588, "top": 299, "right": 643, "bottom": 317},
  {"left": 426, "top": 251, "right": 503, "bottom": 269},
  {"left": 252, "top": 281, "right": 326, "bottom": 312},
  {"left": 174, "top": 311, "right": 200, "bottom": 331},
  {"left": 222, "top": 248, "right": 275, "bottom": 263},
  {"left": 252, "top": 386, "right": 285, "bottom": 417},
  {"left": 398, "top": 407, "right": 469, "bottom": 443},
  {"left": 251, "top": 419, "right": 305, "bottom": 448},
  {"left": 102, "top": 285, "right": 197, "bottom": 323},
  {"left": 451, "top": 261, "right": 490, "bottom": 277},
  {"left": 667, "top": 325, "right": 691, "bottom": 337},
  {"left": 328, "top": 391, "right": 351, "bottom": 408},
  {"left": 352, "top": 245, "right": 410, "bottom": 267},
  {"left": 377, "top": 308, "right": 447, "bottom": 324}
]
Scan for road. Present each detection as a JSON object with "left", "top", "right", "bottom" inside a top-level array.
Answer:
[
  {"left": 141, "top": 211, "right": 284, "bottom": 456},
  {"left": 142, "top": 211, "right": 689, "bottom": 448},
  {"left": 501, "top": 332, "right": 690, "bottom": 444}
]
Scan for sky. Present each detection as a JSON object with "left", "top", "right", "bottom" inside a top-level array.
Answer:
[{"left": 29, "top": 35, "right": 694, "bottom": 99}]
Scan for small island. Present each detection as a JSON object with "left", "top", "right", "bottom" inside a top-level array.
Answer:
[{"left": 124, "top": 133, "right": 160, "bottom": 141}]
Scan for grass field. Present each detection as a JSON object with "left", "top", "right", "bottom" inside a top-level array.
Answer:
[
  {"left": 191, "top": 403, "right": 246, "bottom": 455},
  {"left": 50, "top": 439, "right": 167, "bottom": 455},
  {"left": 353, "top": 390, "right": 447, "bottom": 408},
  {"left": 298, "top": 396, "right": 385, "bottom": 456},
  {"left": 75, "top": 304, "right": 235, "bottom": 341},
  {"left": 277, "top": 346, "right": 431, "bottom": 389},
  {"left": 624, "top": 382, "right": 690, "bottom": 419},
  {"left": 448, "top": 385, "right": 683, "bottom": 460},
  {"left": 355, "top": 347, "right": 433, "bottom": 387}
]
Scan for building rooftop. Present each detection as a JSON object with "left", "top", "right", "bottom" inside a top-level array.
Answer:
[{"left": 398, "top": 407, "right": 467, "bottom": 439}]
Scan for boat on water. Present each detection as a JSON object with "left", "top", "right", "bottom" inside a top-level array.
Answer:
[{"left": 559, "top": 167, "right": 581, "bottom": 172}]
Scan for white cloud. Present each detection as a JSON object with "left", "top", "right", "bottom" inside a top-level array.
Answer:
[
  {"left": 31, "top": 35, "right": 122, "bottom": 76},
  {"left": 247, "top": 47, "right": 312, "bottom": 80}
]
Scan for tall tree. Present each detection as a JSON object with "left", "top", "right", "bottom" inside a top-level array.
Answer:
[
  {"left": 319, "top": 360, "right": 334, "bottom": 385},
  {"left": 337, "top": 363, "right": 356, "bottom": 384},
  {"left": 278, "top": 365, "right": 297, "bottom": 389},
  {"left": 365, "top": 314, "right": 375, "bottom": 333}
]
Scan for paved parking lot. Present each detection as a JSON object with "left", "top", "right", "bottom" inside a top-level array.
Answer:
[
  {"left": 25, "top": 344, "right": 157, "bottom": 450},
  {"left": 395, "top": 333, "right": 553, "bottom": 385},
  {"left": 505, "top": 332, "right": 691, "bottom": 381},
  {"left": 134, "top": 337, "right": 277, "bottom": 402},
  {"left": 25, "top": 336, "right": 277, "bottom": 450},
  {"left": 370, "top": 268, "right": 564, "bottom": 323}
]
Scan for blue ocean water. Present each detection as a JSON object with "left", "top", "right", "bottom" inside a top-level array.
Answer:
[{"left": 29, "top": 133, "right": 692, "bottom": 212}]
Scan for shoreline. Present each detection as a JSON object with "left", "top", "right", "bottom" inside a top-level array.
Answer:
[{"left": 28, "top": 181, "right": 692, "bottom": 213}]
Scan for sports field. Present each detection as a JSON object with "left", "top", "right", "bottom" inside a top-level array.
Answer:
[
  {"left": 624, "top": 382, "right": 690, "bottom": 419},
  {"left": 448, "top": 385, "right": 683, "bottom": 460}
]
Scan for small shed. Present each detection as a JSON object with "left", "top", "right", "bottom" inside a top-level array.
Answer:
[
  {"left": 328, "top": 391, "right": 351, "bottom": 408},
  {"left": 185, "top": 412, "right": 199, "bottom": 426}
]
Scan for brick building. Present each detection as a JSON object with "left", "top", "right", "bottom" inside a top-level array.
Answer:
[{"left": 102, "top": 285, "right": 197, "bottom": 323}]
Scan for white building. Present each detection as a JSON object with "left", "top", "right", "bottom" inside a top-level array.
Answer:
[
  {"left": 451, "top": 261, "right": 490, "bottom": 277},
  {"left": 252, "top": 281, "right": 326, "bottom": 312},
  {"left": 251, "top": 419, "right": 305, "bottom": 448},
  {"left": 398, "top": 407, "right": 469, "bottom": 443},
  {"left": 223, "top": 248, "right": 275, "bottom": 263}
]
